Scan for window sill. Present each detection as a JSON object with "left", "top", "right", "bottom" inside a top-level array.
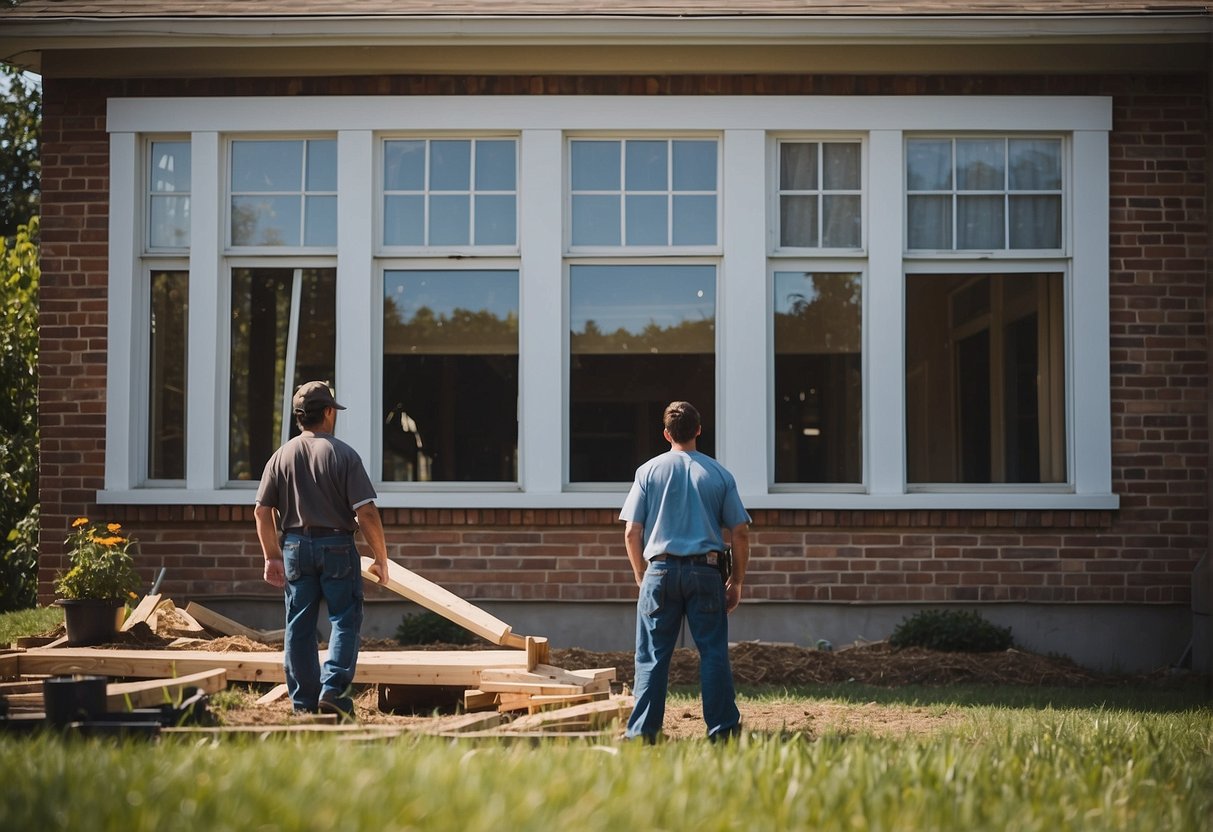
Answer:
[{"left": 98, "top": 487, "right": 1119, "bottom": 511}]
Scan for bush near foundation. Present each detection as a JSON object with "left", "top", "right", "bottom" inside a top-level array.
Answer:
[{"left": 889, "top": 609, "right": 1014, "bottom": 653}]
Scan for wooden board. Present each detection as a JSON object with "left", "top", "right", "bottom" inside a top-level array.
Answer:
[
  {"left": 417, "top": 711, "right": 504, "bottom": 734},
  {"left": 185, "top": 603, "right": 282, "bottom": 643},
  {"left": 360, "top": 556, "right": 513, "bottom": 646},
  {"left": 462, "top": 689, "right": 498, "bottom": 711},
  {"left": 106, "top": 668, "right": 227, "bottom": 710},
  {"left": 0, "top": 653, "right": 20, "bottom": 681},
  {"left": 14, "top": 647, "right": 532, "bottom": 687},
  {"left": 120, "top": 593, "right": 162, "bottom": 632},
  {"left": 255, "top": 683, "right": 289, "bottom": 705},
  {"left": 503, "top": 696, "right": 634, "bottom": 733}
]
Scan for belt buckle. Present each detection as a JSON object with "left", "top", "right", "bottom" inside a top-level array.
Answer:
[{"left": 706, "top": 552, "right": 718, "bottom": 566}]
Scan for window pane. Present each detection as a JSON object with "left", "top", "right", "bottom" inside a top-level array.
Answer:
[
  {"left": 571, "top": 194, "right": 620, "bottom": 246},
  {"left": 773, "top": 272, "right": 862, "bottom": 483},
  {"left": 149, "top": 196, "right": 191, "bottom": 249},
  {"left": 1009, "top": 195, "right": 1062, "bottom": 249},
  {"left": 151, "top": 142, "right": 191, "bottom": 193},
  {"left": 569, "top": 265, "right": 715, "bottom": 482},
  {"left": 571, "top": 141, "right": 620, "bottom": 190},
  {"left": 430, "top": 140, "right": 471, "bottom": 190},
  {"left": 822, "top": 143, "right": 860, "bottom": 190},
  {"left": 232, "top": 141, "right": 303, "bottom": 191},
  {"left": 148, "top": 271, "right": 188, "bottom": 480},
  {"left": 384, "top": 195, "right": 425, "bottom": 246},
  {"left": 306, "top": 140, "right": 337, "bottom": 191},
  {"left": 383, "top": 270, "right": 518, "bottom": 482},
  {"left": 1009, "top": 139, "right": 1062, "bottom": 190},
  {"left": 905, "top": 273, "right": 1066, "bottom": 484},
  {"left": 956, "top": 195, "right": 1004, "bottom": 249},
  {"left": 304, "top": 195, "right": 338, "bottom": 247},
  {"left": 231, "top": 195, "right": 301, "bottom": 246},
  {"left": 475, "top": 140, "right": 516, "bottom": 190},
  {"left": 672, "top": 140, "right": 717, "bottom": 190},
  {"left": 671, "top": 194, "right": 716, "bottom": 246},
  {"left": 906, "top": 139, "right": 951, "bottom": 191},
  {"left": 228, "top": 268, "right": 336, "bottom": 480},
  {"left": 956, "top": 139, "right": 1004, "bottom": 191},
  {"left": 625, "top": 194, "right": 667, "bottom": 246},
  {"left": 780, "top": 143, "right": 818, "bottom": 190},
  {"left": 822, "top": 194, "right": 862, "bottom": 248},
  {"left": 907, "top": 194, "right": 951, "bottom": 249},
  {"left": 384, "top": 140, "right": 426, "bottom": 191},
  {"left": 780, "top": 195, "right": 818, "bottom": 247},
  {"left": 626, "top": 141, "right": 667, "bottom": 191},
  {"left": 474, "top": 194, "right": 516, "bottom": 246},
  {"left": 430, "top": 194, "right": 470, "bottom": 246}
]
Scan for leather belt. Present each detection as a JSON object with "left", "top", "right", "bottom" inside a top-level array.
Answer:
[
  {"left": 285, "top": 526, "right": 353, "bottom": 538},
  {"left": 651, "top": 552, "right": 720, "bottom": 564}
]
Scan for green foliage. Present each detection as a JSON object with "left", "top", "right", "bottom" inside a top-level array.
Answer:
[
  {"left": 54, "top": 517, "right": 142, "bottom": 603},
  {"left": 0, "top": 702, "right": 1210, "bottom": 831},
  {"left": 0, "top": 65, "right": 40, "bottom": 237},
  {"left": 0, "top": 216, "right": 38, "bottom": 611},
  {"left": 889, "top": 608, "right": 1014, "bottom": 652},
  {"left": 394, "top": 610, "right": 479, "bottom": 645}
]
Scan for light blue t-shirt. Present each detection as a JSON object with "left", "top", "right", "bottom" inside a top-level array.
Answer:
[{"left": 619, "top": 449, "right": 751, "bottom": 561}]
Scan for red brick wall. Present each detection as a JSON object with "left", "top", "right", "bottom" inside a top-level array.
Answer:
[{"left": 35, "top": 72, "right": 1209, "bottom": 608}]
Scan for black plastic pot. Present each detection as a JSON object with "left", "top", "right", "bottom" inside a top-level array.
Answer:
[
  {"left": 42, "top": 675, "right": 108, "bottom": 727},
  {"left": 54, "top": 598, "right": 125, "bottom": 646}
]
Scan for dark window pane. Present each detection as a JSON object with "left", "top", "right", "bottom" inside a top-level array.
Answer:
[
  {"left": 773, "top": 272, "right": 863, "bottom": 483},
  {"left": 569, "top": 265, "right": 715, "bottom": 482},
  {"left": 228, "top": 268, "right": 336, "bottom": 480},
  {"left": 148, "top": 271, "right": 188, "bottom": 480},
  {"left": 905, "top": 273, "right": 1066, "bottom": 484},
  {"left": 382, "top": 270, "right": 518, "bottom": 482}
]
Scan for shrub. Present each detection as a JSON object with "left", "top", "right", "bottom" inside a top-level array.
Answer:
[
  {"left": 889, "top": 609, "right": 1013, "bottom": 652},
  {"left": 54, "top": 517, "right": 142, "bottom": 603},
  {"left": 395, "top": 610, "right": 479, "bottom": 646}
]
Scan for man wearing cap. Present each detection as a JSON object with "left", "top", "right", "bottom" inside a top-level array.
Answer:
[
  {"left": 620, "top": 401, "right": 751, "bottom": 743},
  {"left": 254, "top": 381, "right": 390, "bottom": 719}
]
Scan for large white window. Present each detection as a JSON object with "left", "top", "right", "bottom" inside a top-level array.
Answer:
[{"left": 104, "top": 96, "right": 1115, "bottom": 510}]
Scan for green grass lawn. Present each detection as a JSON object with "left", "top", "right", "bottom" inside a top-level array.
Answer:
[{"left": 2, "top": 608, "right": 1210, "bottom": 831}]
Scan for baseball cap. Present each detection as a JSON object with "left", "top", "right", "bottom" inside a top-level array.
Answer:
[{"left": 292, "top": 381, "right": 347, "bottom": 414}]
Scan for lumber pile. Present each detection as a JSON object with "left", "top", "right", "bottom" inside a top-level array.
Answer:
[{"left": 1, "top": 558, "right": 630, "bottom": 738}]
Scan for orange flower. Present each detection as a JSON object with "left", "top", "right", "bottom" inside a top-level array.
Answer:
[
  {"left": 107, "top": 523, "right": 122, "bottom": 533},
  {"left": 72, "top": 517, "right": 89, "bottom": 528}
]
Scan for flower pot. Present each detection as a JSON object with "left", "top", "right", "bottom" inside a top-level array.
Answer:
[
  {"left": 42, "top": 675, "right": 108, "bottom": 726},
  {"left": 54, "top": 598, "right": 125, "bottom": 646}
]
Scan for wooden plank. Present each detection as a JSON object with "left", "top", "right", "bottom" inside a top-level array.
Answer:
[
  {"left": 185, "top": 602, "right": 279, "bottom": 643},
  {"left": 479, "top": 663, "right": 611, "bottom": 689},
  {"left": 15, "top": 647, "right": 531, "bottom": 687},
  {"left": 120, "top": 593, "right": 162, "bottom": 632},
  {"left": 496, "top": 692, "right": 535, "bottom": 713},
  {"left": 418, "top": 711, "right": 503, "bottom": 734},
  {"left": 0, "top": 653, "right": 21, "bottom": 680},
  {"left": 478, "top": 679, "right": 586, "bottom": 696},
  {"left": 526, "top": 690, "right": 609, "bottom": 714},
  {"left": 361, "top": 556, "right": 513, "bottom": 646},
  {"left": 255, "top": 683, "right": 289, "bottom": 705},
  {"left": 503, "top": 696, "right": 634, "bottom": 733},
  {"left": 106, "top": 668, "right": 227, "bottom": 710},
  {"left": 461, "top": 689, "right": 498, "bottom": 711}
]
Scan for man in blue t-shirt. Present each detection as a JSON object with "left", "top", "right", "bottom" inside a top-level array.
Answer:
[{"left": 619, "top": 401, "right": 751, "bottom": 742}]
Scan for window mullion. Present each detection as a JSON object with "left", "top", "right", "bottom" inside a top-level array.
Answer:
[
  {"left": 183, "top": 131, "right": 222, "bottom": 490},
  {"left": 867, "top": 129, "right": 905, "bottom": 495}
]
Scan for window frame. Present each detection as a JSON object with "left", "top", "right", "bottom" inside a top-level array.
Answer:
[
  {"left": 771, "top": 134, "right": 868, "bottom": 256},
  {"left": 101, "top": 95, "right": 1116, "bottom": 510}
]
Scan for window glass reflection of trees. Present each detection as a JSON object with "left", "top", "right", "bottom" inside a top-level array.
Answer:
[
  {"left": 228, "top": 268, "right": 336, "bottom": 480},
  {"left": 569, "top": 265, "right": 715, "bottom": 483},
  {"left": 148, "top": 271, "right": 188, "bottom": 480},
  {"left": 773, "top": 272, "right": 863, "bottom": 484},
  {"left": 382, "top": 270, "right": 519, "bottom": 482}
]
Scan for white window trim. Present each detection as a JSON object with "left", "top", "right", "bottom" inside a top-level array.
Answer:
[{"left": 102, "top": 95, "right": 1117, "bottom": 510}]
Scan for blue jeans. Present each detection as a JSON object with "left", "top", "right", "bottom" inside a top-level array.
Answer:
[
  {"left": 281, "top": 532, "right": 364, "bottom": 712},
  {"left": 626, "top": 558, "right": 740, "bottom": 741}
]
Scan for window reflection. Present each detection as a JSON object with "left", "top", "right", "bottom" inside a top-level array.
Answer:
[
  {"left": 382, "top": 270, "right": 518, "bottom": 482},
  {"left": 148, "top": 271, "right": 188, "bottom": 480},
  {"left": 773, "top": 272, "right": 863, "bottom": 483},
  {"left": 569, "top": 265, "right": 715, "bottom": 482}
]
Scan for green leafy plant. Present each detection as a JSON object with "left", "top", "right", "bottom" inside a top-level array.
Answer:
[
  {"left": 54, "top": 517, "right": 142, "bottom": 603},
  {"left": 395, "top": 610, "right": 478, "bottom": 646},
  {"left": 889, "top": 609, "right": 1013, "bottom": 653}
]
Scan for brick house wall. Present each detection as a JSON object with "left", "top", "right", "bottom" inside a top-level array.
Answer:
[{"left": 36, "top": 72, "right": 1209, "bottom": 615}]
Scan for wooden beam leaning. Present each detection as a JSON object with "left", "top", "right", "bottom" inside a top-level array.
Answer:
[
  {"left": 185, "top": 603, "right": 283, "bottom": 643},
  {"left": 360, "top": 556, "right": 513, "bottom": 646},
  {"left": 106, "top": 668, "right": 227, "bottom": 710},
  {"left": 120, "top": 593, "right": 162, "bottom": 632}
]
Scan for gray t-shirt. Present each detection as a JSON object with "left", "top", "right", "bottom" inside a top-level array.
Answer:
[
  {"left": 255, "top": 432, "right": 377, "bottom": 532},
  {"left": 620, "top": 449, "right": 751, "bottom": 561}
]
